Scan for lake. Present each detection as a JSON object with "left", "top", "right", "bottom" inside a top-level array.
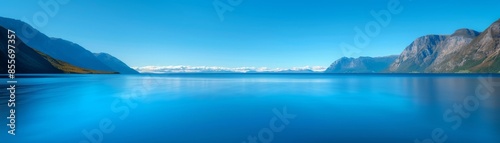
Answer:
[{"left": 1, "top": 74, "right": 499, "bottom": 143}]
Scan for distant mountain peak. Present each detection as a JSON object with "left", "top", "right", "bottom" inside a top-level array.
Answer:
[
  {"left": 489, "top": 19, "right": 500, "bottom": 38},
  {"left": 451, "top": 28, "right": 480, "bottom": 38},
  {"left": 339, "top": 57, "right": 354, "bottom": 60},
  {"left": 94, "top": 52, "right": 112, "bottom": 57}
]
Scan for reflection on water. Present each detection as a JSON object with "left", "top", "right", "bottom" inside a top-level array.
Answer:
[{"left": 0, "top": 74, "right": 499, "bottom": 143}]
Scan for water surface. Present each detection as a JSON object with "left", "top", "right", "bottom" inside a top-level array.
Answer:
[{"left": 1, "top": 74, "right": 499, "bottom": 143}]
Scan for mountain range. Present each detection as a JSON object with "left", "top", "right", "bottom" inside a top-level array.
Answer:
[
  {"left": 0, "top": 26, "right": 116, "bottom": 74},
  {"left": 326, "top": 19, "right": 500, "bottom": 73},
  {"left": 133, "top": 66, "right": 327, "bottom": 73},
  {"left": 0, "top": 17, "right": 138, "bottom": 74},
  {"left": 2, "top": 16, "right": 499, "bottom": 74}
]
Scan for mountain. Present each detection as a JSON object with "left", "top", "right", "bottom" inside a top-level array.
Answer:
[
  {"left": 388, "top": 35, "right": 448, "bottom": 72},
  {"left": 388, "top": 28, "right": 481, "bottom": 73},
  {"left": 133, "top": 66, "right": 326, "bottom": 73},
  {"left": 0, "top": 26, "right": 116, "bottom": 74},
  {"left": 427, "top": 29, "right": 481, "bottom": 72},
  {"left": 0, "top": 17, "right": 114, "bottom": 72},
  {"left": 429, "top": 19, "right": 500, "bottom": 73},
  {"left": 328, "top": 19, "right": 499, "bottom": 74},
  {"left": 325, "top": 55, "right": 398, "bottom": 73},
  {"left": 94, "top": 53, "right": 139, "bottom": 74}
]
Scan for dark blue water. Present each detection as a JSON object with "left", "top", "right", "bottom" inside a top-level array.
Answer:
[{"left": 1, "top": 74, "right": 499, "bottom": 143}]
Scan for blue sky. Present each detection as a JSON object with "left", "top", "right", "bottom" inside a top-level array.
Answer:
[{"left": 1, "top": 0, "right": 499, "bottom": 68}]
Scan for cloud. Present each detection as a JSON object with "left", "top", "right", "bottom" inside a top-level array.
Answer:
[{"left": 132, "top": 66, "right": 327, "bottom": 73}]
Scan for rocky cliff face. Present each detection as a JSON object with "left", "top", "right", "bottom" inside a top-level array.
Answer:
[
  {"left": 426, "top": 29, "right": 481, "bottom": 72},
  {"left": 325, "top": 55, "right": 398, "bottom": 73},
  {"left": 431, "top": 19, "right": 500, "bottom": 72},
  {"left": 388, "top": 28, "right": 481, "bottom": 73},
  {"left": 388, "top": 35, "right": 448, "bottom": 72}
]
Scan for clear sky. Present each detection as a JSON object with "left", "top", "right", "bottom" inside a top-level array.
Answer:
[{"left": 1, "top": 0, "right": 499, "bottom": 68}]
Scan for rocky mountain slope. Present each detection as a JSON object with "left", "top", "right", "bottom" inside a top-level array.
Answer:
[
  {"left": 388, "top": 29, "right": 481, "bottom": 73},
  {"left": 430, "top": 19, "right": 500, "bottom": 73},
  {"left": 0, "top": 26, "right": 116, "bottom": 74},
  {"left": 94, "top": 53, "right": 139, "bottom": 74},
  {"left": 325, "top": 55, "right": 398, "bottom": 73},
  {"left": 0, "top": 17, "right": 138, "bottom": 74},
  {"left": 328, "top": 19, "right": 500, "bottom": 73}
]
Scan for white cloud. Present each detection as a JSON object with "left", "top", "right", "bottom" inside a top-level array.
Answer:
[{"left": 132, "top": 66, "right": 327, "bottom": 73}]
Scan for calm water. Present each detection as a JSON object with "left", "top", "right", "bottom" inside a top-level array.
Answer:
[{"left": 1, "top": 74, "right": 499, "bottom": 143}]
